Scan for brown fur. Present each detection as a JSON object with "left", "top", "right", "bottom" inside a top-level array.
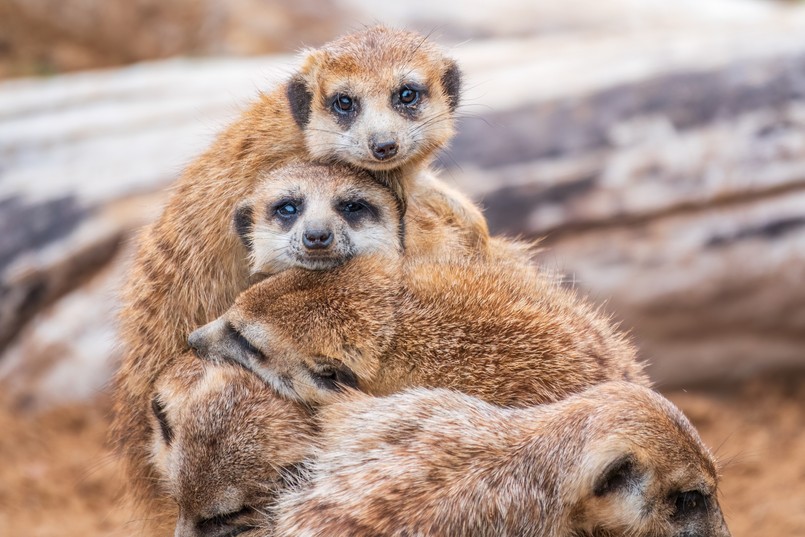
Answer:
[
  {"left": 273, "top": 382, "right": 731, "bottom": 537},
  {"left": 149, "top": 352, "right": 317, "bottom": 537},
  {"left": 112, "top": 26, "right": 490, "bottom": 528},
  {"left": 404, "top": 170, "right": 496, "bottom": 260},
  {"left": 191, "top": 255, "right": 647, "bottom": 407}
]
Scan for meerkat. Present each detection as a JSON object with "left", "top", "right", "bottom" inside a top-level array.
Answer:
[
  {"left": 235, "top": 160, "right": 507, "bottom": 276},
  {"left": 148, "top": 351, "right": 318, "bottom": 537},
  {"left": 272, "top": 382, "right": 732, "bottom": 537},
  {"left": 233, "top": 161, "right": 404, "bottom": 275},
  {"left": 113, "top": 26, "right": 490, "bottom": 521},
  {"left": 190, "top": 254, "right": 647, "bottom": 407}
]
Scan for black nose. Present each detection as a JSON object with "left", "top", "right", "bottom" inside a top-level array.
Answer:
[
  {"left": 303, "top": 229, "right": 333, "bottom": 249},
  {"left": 371, "top": 140, "right": 398, "bottom": 161}
]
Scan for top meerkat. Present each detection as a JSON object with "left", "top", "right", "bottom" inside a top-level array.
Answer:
[{"left": 113, "top": 25, "right": 484, "bottom": 527}]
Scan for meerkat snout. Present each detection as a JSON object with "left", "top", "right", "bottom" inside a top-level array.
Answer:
[
  {"left": 186, "top": 322, "right": 216, "bottom": 358},
  {"left": 302, "top": 226, "right": 334, "bottom": 250},
  {"left": 188, "top": 318, "right": 267, "bottom": 368},
  {"left": 370, "top": 138, "right": 399, "bottom": 161}
]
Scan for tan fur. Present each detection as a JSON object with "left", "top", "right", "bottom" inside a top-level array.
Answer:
[
  {"left": 149, "top": 352, "right": 317, "bottom": 537},
  {"left": 191, "top": 255, "right": 647, "bottom": 407},
  {"left": 112, "top": 26, "right": 491, "bottom": 527},
  {"left": 404, "top": 170, "right": 496, "bottom": 260},
  {"left": 273, "top": 382, "right": 731, "bottom": 537}
]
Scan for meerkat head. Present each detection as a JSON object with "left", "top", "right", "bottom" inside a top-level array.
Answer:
[
  {"left": 565, "top": 382, "right": 731, "bottom": 537},
  {"left": 233, "top": 161, "right": 403, "bottom": 276},
  {"left": 189, "top": 256, "right": 398, "bottom": 405},
  {"left": 286, "top": 26, "right": 461, "bottom": 176},
  {"left": 148, "top": 354, "right": 317, "bottom": 537}
]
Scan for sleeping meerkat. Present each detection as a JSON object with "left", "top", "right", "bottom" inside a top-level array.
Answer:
[
  {"left": 113, "top": 26, "right": 490, "bottom": 523},
  {"left": 149, "top": 352, "right": 317, "bottom": 537},
  {"left": 190, "top": 255, "right": 647, "bottom": 407},
  {"left": 273, "top": 382, "right": 732, "bottom": 537}
]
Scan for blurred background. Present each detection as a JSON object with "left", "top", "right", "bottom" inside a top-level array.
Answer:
[{"left": 1, "top": 0, "right": 804, "bottom": 535}]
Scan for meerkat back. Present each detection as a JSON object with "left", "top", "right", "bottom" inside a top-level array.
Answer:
[
  {"left": 273, "top": 383, "right": 731, "bottom": 537},
  {"left": 190, "top": 254, "right": 647, "bottom": 407}
]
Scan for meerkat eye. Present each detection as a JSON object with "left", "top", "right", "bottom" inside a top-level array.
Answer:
[
  {"left": 673, "top": 491, "right": 707, "bottom": 517},
  {"left": 197, "top": 506, "right": 256, "bottom": 534},
  {"left": 342, "top": 201, "right": 365, "bottom": 213},
  {"left": 399, "top": 86, "right": 419, "bottom": 105},
  {"left": 333, "top": 94, "right": 355, "bottom": 114},
  {"left": 308, "top": 361, "right": 358, "bottom": 391},
  {"left": 275, "top": 201, "right": 299, "bottom": 219},
  {"left": 338, "top": 199, "right": 377, "bottom": 221}
]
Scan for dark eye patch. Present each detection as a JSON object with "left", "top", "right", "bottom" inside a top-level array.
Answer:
[
  {"left": 151, "top": 397, "right": 173, "bottom": 446},
  {"left": 328, "top": 93, "right": 360, "bottom": 128},
  {"left": 197, "top": 506, "right": 256, "bottom": 536},
  {"left": 225, "top": 322, "right": 267, "bottom": 363},
  {"left": 268, "top": 197, "right": 303, "bottom": 230},
  {"left": 308, "top": 362, "right": 359, "bottom": 392},
  {"left": 336, "top": 197, "right": 380, "bottom": 225},
  {"left": 393, "top": 82, "right": 428, "bottom": 119},
  {"left": 672, "top": 490, "right": 708, "bottom": 519},
  {"left": 594, "top": 455, "right": 637, "bottom": 496}
]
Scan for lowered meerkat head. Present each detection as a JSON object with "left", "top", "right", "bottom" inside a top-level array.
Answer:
[
  {"left": 233, "top": 161, "right": 403, "bottom": 276},
  {"left": 189, "top": 256, "right": 398, "bottom": 405},
  {"left": 563, "top": 382, "right": 731, "bottom": 537},
  {"left": 148, "top": 353, "right": 317, "bottom": 537},
  {"left": 287, "top": 26, "right": 461, "bottom": 179}
]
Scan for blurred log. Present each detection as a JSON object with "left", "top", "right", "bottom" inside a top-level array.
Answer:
[
  {"left": 447, "top": 47, "right": 805, "bottom": 386},
  {"left": 0, "top": 57, "right": 291, "bottom": 353},
  {"left": 2, "top": 7, "right": 805, "bottom": 398}
]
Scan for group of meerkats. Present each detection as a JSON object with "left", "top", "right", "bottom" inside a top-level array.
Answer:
[{"left": 112, "top": 26, "right": 732, "bottom": 537}]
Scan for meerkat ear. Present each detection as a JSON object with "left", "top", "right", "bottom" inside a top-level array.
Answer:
[
  {"left": 233, "top": 202, "right": 254, "bottom": 251},
  {"left": 287, "top": 74, "right": 313, "bottom": 128},
  {"left": 441, "top": 59, "right": 462, "bottom": 112},
  {"left": 593, "top": 454, "right": 639, "bottom": 496}
]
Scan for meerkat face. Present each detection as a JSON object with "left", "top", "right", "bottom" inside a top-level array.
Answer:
[
  {"left": 189, "top": 257, "right": 397, "bottom": 406},
  {"left": 188, "top": 315, "right": 369, "bottom": 406},
  {"left": 287, "top": 26, "right": 461, "bottom": 173},
  {"left": 233, "top": 162, "right": 402, "bottom": 275},
  {"left": 569, "top": 384, "right": 731, "bottom": 537},
  {"left": 148, "top": 356, "right": 316, "bottom": 537}
]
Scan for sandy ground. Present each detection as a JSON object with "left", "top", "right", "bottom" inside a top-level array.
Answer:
[{"left": 1, "top": 371, "right": 803, "bottom": 537}]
